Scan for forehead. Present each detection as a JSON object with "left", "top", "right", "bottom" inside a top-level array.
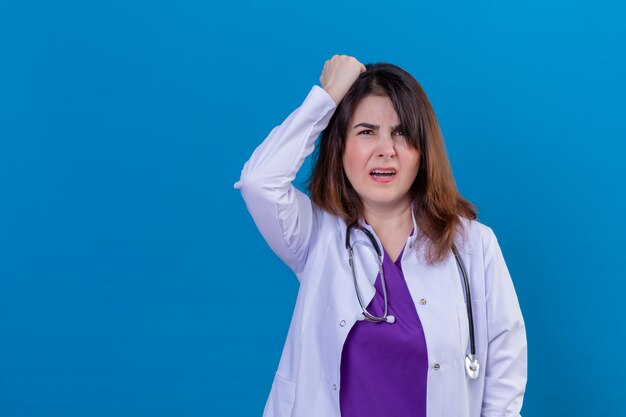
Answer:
[{"left": 350, "top": 95, "right": 399, "bottom": 124}]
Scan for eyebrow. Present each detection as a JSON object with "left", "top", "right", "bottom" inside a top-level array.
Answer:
[{"left": 353, "top": 122, "right": 403, "bottom": 130}]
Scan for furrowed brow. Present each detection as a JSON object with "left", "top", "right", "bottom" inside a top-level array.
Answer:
[
  {"left": 353, "top": 123, "right": 403, "bottom": 130},
  {"left": 353, "top": 122, "right": 378, "bottom": 129}
]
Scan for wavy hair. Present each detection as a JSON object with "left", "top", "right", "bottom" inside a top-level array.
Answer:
[{"left": 307, "top": 62, "right": 477, "bottom": 264}]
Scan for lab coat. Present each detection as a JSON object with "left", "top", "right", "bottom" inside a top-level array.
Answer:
[{"left": 234, "top": 85, "right": 527, "bottom": 417}]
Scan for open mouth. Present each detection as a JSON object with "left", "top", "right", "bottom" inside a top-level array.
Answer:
[{"left": 369, "top": 169, "right": 397, "bottom": 178}]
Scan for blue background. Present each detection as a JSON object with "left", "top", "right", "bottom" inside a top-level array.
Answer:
[{"left": 1, "top": 0, "right": 625, "bottom": 416}]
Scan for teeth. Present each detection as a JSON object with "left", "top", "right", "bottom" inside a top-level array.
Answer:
[{"left": 371, "top": 170, "right": 395, "bottom": 175}]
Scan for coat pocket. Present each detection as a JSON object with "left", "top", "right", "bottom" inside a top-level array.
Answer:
[{"left": 264, "top": 371, "right": 296, "bottom": 417}]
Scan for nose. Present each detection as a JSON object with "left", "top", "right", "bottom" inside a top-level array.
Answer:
[{"left": 376, "top": 132, "right": 396, "bottom": 158}]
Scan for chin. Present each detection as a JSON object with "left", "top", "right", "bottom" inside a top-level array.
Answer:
[{"left": 362, "top": 194, "right": 411, "bottom": 208}]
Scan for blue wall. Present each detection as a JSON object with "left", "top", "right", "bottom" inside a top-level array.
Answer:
[{"left": 1, "top": 0, "right": 625, "bottom": 415}]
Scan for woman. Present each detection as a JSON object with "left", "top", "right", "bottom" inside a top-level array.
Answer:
[{"left": 235, "top": 55, "right": 527, "bottom": 417}]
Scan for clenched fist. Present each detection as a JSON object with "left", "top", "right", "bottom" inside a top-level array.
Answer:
[{"left": 319, "top": 55, "right": 366, "bottom": 105}]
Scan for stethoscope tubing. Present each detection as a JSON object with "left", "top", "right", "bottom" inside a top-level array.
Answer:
[
  {"left": 346, "top": 224, "right": 393, "bottom": 323},
  {"left": 451, "top": 244, "right": 477, "bottom": 358},
  {"left": 346, "top": 223, "right": 479, "bottom": 379}
]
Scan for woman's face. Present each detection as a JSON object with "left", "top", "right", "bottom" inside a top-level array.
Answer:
[{"left": 342, "top": 94, "right": 421, "bottom": 212}]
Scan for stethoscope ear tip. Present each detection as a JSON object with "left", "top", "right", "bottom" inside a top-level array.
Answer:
[{"left": 385, "top": 315, "right": 396, "bottom": 323}]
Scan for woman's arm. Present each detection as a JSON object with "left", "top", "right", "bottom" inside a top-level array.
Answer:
[
  {"left": 234, "top": 86, "right": 335, "bottom": 274},
  {"left": 234, "top": 56, "right": 365, "bottom": 275},
  {"left": 481, "top": 227, "right": 528, "bottom": 417}
]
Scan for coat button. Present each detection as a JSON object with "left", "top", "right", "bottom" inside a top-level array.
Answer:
[
  {"left": 332, "top": 384, "right": 337, "bottom": 390},
  {"left": 419, "top": 298, "right": 427, "bottom": 305},
  {"left": 433, "top": 362, "right": 440, "bottom": 370},
  {"left": 339, "top": 320, "right": 346, "bottom": 327}
]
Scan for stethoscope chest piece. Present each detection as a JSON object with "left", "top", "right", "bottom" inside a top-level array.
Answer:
[{"left": 465, "top": 354, "right": 480, "bottom": 379}]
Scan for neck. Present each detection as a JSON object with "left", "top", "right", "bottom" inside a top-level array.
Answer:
[{"left": 362, "top": 198, "right": 414, "bottom": 237}]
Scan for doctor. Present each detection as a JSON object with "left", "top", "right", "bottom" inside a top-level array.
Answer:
[{"left": 235, "top": 55, "right": 527, "bottom": 417}]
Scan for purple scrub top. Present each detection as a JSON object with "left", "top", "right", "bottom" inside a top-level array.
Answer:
[{"left": 339, "top": 245, "right": 428, "bottom": 417}]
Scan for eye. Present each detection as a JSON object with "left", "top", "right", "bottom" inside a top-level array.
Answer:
[
  {"left": 393, "top": 129, "right": 406, "bottom": 137},
  {"left": 357, "top": 129, "right": 374, "bottom": 135}
]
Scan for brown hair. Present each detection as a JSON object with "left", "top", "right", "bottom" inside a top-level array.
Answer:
[{"left": 307, "top": 62, "right": 477, "bottom": 264}]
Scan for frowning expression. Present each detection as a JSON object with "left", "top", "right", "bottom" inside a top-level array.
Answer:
[{"left": 342, "top": 94, "right": 421, "bottom": 211}]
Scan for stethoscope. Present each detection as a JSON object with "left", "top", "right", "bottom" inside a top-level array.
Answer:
[{"left": 345, "top": 222, "right": 480, "bottom": 379}]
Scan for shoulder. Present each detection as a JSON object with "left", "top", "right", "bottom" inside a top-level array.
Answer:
[
  {"left": 456, "top": 218, "right": 517, "bottom": 304},
  {"left": 295, "top": 201, "right": 346, "bottom": 275},
  {"left": 306, "top": 200, "right": 345, "bottom": 245},
  {"left": 310, "top": 199, "right": 342, "bottom": 226},
  {"left": 455, "top": 217, "right": 499, "bottom": 260}
]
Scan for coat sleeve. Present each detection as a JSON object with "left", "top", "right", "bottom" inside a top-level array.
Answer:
[
  {"left": 481, "top": 227, "right": 528, "bottom": 417},
  {"left": 234, "top": 85, "right": 337, "bottom": 275}
]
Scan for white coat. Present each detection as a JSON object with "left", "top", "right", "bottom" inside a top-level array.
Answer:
[{"left": 234, "top": 85, "right": 527, "bottom": 417}]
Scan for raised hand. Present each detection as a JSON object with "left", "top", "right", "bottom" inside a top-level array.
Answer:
[{"left": 319, "top": 55, "right": 367, "bottom": 105}]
